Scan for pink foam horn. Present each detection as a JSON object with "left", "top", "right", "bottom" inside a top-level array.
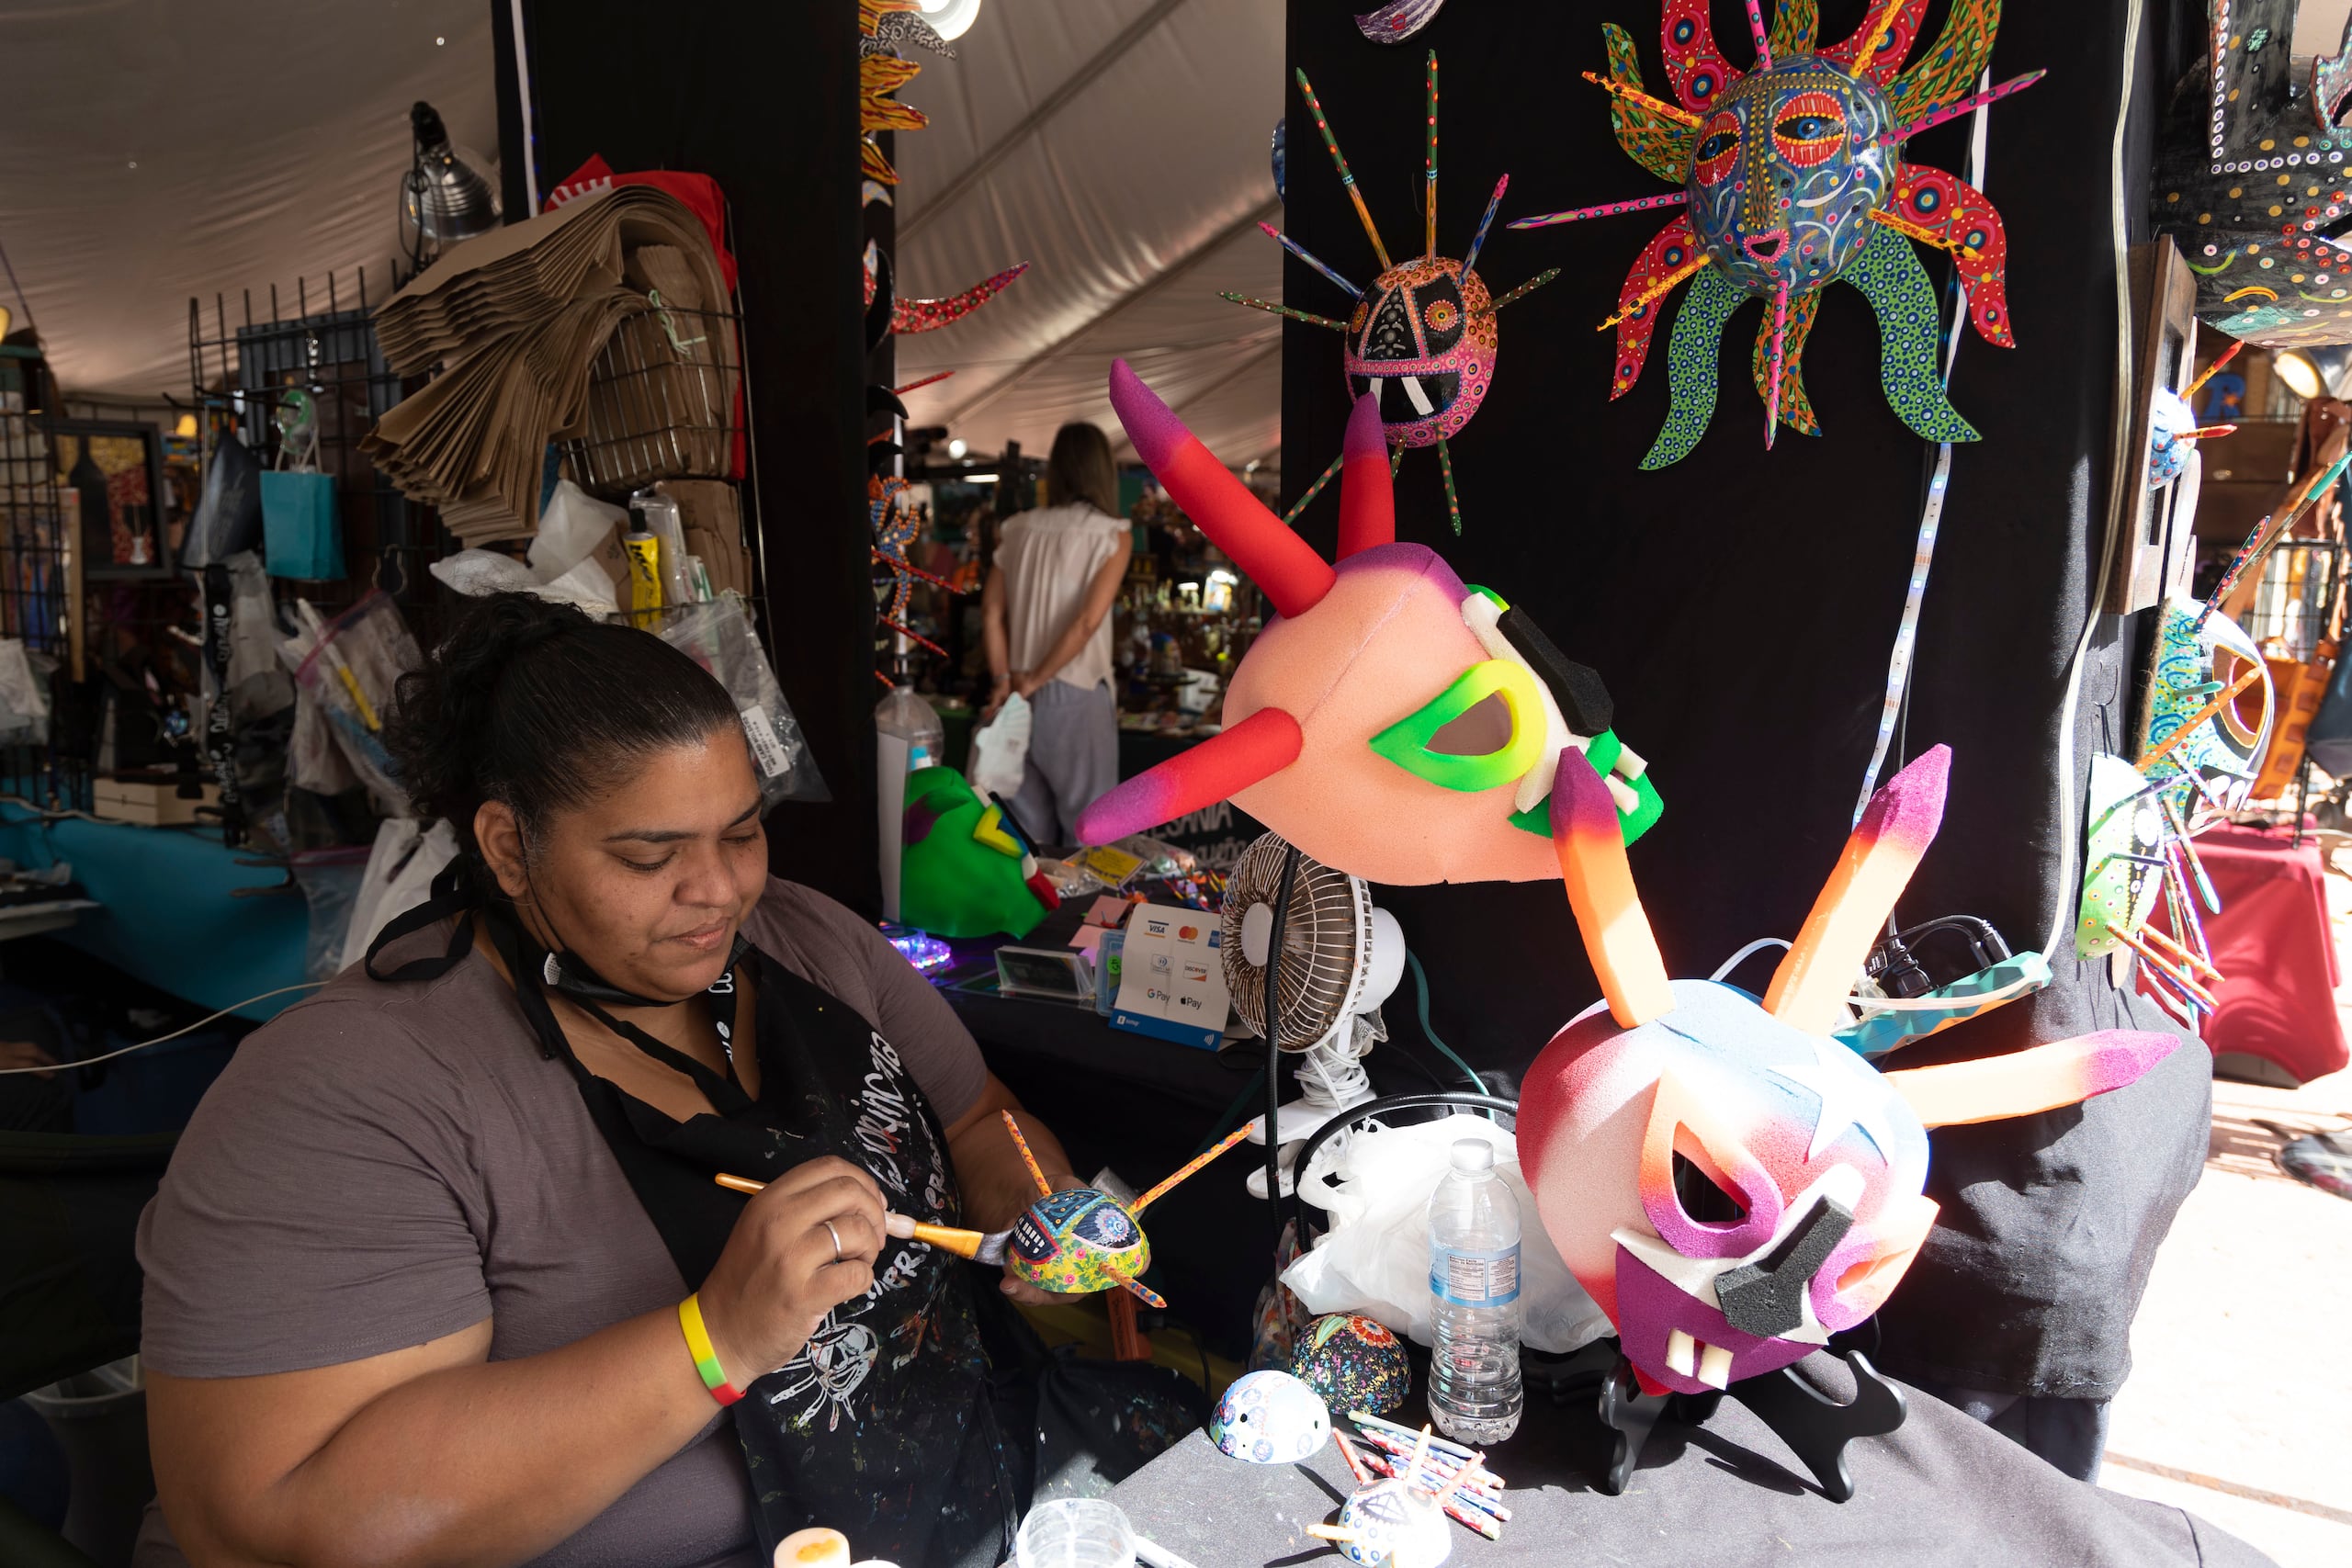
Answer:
[
  {"left": 1335, "top": 392, "right": 1395, "bottom": 559},
  {"left": 1073, "top": 707, "right": 1304, "bottom": 844},
  {"left": 1109, "top": 360, "right": 1336, "bottom": 618},
  {"left": 1883, "top": 1031, "right": 2180, "bottom": 1128}
]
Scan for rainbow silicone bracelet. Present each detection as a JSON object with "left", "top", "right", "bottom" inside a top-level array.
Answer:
[{"left": 676, "top": 1293, "right": 745, "bottom": 1407}]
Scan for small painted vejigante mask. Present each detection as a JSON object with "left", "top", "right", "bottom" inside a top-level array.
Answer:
[
  {"left": 2141, "top": 595, "right": 2276, "bottom": 827},
  {"left": 1074, "top": 363, "right": 1658, "bottom": 886},
  {"left": 1227, "top": 52, "right": 1557, "bottom": 533},
  {"left": 2154, "top": 0, "right": 2352, "bottom": 347},
  {"left": 1520, "top": 746, "right": 2177, "bottom": 1396},
  {"left": 1506, "top": 0, "right": 2042, "bottom": 468}
]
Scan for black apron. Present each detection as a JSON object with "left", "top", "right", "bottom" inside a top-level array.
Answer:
[{"left": 366, "top": 872, "right": 1022, "bottom": 1566}]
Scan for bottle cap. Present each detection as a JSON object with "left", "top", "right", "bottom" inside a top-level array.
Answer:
[{"left": 1450, "top": 1138, "right": 1494, "bottom": 1173}]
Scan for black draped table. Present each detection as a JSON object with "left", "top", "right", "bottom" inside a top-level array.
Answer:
[{"left": 1107, "top": 1357, "right": 2270, "bottom": 1568}]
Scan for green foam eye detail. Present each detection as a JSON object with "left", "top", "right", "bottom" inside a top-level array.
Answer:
[{"left": 1370, "top": 660, "right": 1544, "bottom": 793}]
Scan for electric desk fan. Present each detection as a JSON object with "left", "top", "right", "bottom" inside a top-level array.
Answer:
[{"left": 1222, "top": 831, "right": 1406, "bottom": 1198}]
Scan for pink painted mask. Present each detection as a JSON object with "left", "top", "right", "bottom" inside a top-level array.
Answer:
[{"left": 1520, "top": 746, "right": 2179, "bottom": 1395}]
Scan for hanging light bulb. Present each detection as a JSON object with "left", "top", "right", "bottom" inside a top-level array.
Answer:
[
  {"left": 918, "top": 0, "right": 985, "bottom": 42},
  {"left": 399, "top": 100, "right": 502, "bottom": 274}
]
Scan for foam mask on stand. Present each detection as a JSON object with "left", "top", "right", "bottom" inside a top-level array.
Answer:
[
  {"left": 899, "top": 767, "right": 1058, "bottom": 939},
  {"left": 1507, "top": 0, "right": 2041, "bottom": 467},
  {"left": 1074, "top": 364, "right": 1659, "bottom": 886},
  {"left": 2140, "top": 596, "right": 2275, "bottom": 826},
  {"left": 1227, "top": 53, "right": 1559, "bottom": 533},
  {"left": 1519, "top": 746, "right": 2178, "bottom": 1396}
]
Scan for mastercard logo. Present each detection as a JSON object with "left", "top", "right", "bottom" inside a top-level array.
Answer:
[{"left": 1178, "top": 926, "right": 1199, "bottom": 941}]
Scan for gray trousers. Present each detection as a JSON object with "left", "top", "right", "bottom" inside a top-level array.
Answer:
[{"left": 1009, "top": 680, "right": 1117, "bottom": 846}]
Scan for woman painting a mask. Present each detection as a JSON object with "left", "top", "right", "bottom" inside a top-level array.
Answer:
[{"left": 134, "top": 594, "right": 1186, "bottom": 1568}]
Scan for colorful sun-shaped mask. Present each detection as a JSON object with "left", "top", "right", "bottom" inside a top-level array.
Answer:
[{"left": 1509, "top": 0, "right": 2042, "bottom": 468}]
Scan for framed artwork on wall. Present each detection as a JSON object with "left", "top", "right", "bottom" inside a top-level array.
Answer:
[{"left": 50, "top": 419, "right": 173, "bottom": 580}]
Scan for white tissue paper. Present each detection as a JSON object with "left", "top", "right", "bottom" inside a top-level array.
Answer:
[
  {"left": 968, "top": 693, "right": 1033, "bottom": 800},
  {"left": 1280, "top": 1112, "right": 1611, "bottom": 1353}
]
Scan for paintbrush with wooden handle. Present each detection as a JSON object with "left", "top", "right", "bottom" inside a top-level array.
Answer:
[{"left": 713, "top": 1173, "right": 1011, "bottom": 1264}]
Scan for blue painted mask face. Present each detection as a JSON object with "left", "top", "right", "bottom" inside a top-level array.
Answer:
[{"left": 1688, "top": 59, "right": 1894, "bottom": 296}]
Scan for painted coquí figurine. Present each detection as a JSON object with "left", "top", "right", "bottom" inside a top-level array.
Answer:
[
  {"left": 1076, "top": 364, "right": 1658, "bottom": 885},
  {"left": 1510, "top": 0, "right": 2041, "bottom": 466},
  {"left": 1519, "top": 745, "right": 2177, "bottom": 1404},
  {"left": 1228, "top": 52, "right": 1557, "bottom": 532}
]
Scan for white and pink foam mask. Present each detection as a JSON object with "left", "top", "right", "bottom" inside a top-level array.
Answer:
[
  {"left": 1076, "top": 363, "right": 1656, "bottom": 886},
  {"left": 1519, "top": 746, "right": 2178, "bottom": 1395}
]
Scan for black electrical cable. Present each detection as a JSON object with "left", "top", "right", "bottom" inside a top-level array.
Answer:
[{"left": 1263, "top": 843, "right": 1301, "bottom": 1243}]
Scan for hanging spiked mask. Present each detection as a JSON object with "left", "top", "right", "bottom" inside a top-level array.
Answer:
[{"left": 1074, "top": 363, "right": 1658, "bottom": 886}]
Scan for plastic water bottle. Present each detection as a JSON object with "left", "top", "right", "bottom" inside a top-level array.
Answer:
[{"left": 1426, "top": 1138, "right": 1523, "bottom": 1444}]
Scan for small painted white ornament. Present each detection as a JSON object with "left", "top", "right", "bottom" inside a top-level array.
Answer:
[{"left": 1208, "top": 1370, "right": 1330, "bottom": 1464}]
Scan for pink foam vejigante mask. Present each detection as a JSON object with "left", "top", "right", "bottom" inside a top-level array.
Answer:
[{"left": 1519, "top": 745, "right": 2178, "bottom": 1395}]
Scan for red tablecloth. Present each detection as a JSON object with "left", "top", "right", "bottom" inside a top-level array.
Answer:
[{"left": 2147, "top": 825, "right": 2348, "bottom": 1084}]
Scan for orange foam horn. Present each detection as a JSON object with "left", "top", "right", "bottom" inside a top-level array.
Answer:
[
  {"left": 1109, "top": 360, "right": 1335, "bottom": 618},
  {"left": 1335, "top": 391, "right": 1395, "bottom": 559},
  {"left": 1551, "top": 750, "right": 1675, "bottom": 1026},
  {"left": 1764, "top": 746, "right": 1950, "bottom": 1033},
  {"left": 1883, "top": 1031, "right": 2179, "bottom": 1128}
]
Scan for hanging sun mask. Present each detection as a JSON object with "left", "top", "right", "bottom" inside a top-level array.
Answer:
[
  {"left": 1509, "top": 0, "right": 2041, "bottom": 467},
  {"left": 1074, "top": 364, "right": 1657, "bottom": 886},
  {"left": 1520, "top": 747, "right": 2177, "bottom": 1396}
]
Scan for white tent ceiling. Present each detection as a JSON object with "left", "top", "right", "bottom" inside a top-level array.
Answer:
[
  {"left": 0, "top": 0, "right": 496, "bottom": 402},
  {"left": 1, "top": 0, "right": 1279, "bottom": 467},
  {"left": 888, "top": 0, "right": 1283, "bottom": 471}
]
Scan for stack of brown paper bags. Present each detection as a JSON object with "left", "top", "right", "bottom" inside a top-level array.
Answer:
[{"left": 366, "top": 187, "right": 738, "bottom": 544}]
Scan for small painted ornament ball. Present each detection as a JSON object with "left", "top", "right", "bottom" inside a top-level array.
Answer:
[
  {"left": 1209, "top": 1371, "right": 1331, "bottom": 1464},
  {"left": 1289, "top": 1314, "right": 1411, "bottom": 1416},
  {"left": 1336, "top": 1478, "right": 1451, "bottom": 1568},
  {"left": 1006, "top": 1186, "right": 1151, "bottom": 1297}
]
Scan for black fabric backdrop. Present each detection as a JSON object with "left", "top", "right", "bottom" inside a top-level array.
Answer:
[
  {"left": 505, "top": 0, "right": 881, "bottom": 908},
  {"left": 1277, "top": 2, "right": 2208, "bottom": 1398}
]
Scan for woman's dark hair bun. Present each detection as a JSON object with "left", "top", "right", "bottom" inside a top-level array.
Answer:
[{"left": 385, "top": 592, "right": 743, "bottom": 854}]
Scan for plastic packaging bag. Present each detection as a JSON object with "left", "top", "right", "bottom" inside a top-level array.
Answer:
[
  {"left": 343, "top": 818, "right": 460, "bottom": 964},
  {"left": 969, "top": 693, "right": 1032, "bottom": 799},
  {"left": 654, "top": 594, "right": 828, "bottom": 806},
  {"left": 1281, "top": 1113, "right": 1610, "bottom": 1354},
  {"left": 181, "top": 428, "right": 264, "bottom": 569},
  {"left": 222, "top": 553, "right": 294, "bottom": 722},
  {"left": 291, "top": 846, "right": 372, "bottom": 979},
  {"left": 277, "top": 594, "right": 421, "bottom": 812},
  {"left": 0, "top": 637, "right": 51, "bottom": 747}
]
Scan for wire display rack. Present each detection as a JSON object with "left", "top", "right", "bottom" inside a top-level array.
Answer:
[
  {"left": 187, "top": 269, "right": 447, "bottom": 622},
  {"left": 0, "top": 353, "right": 80, "bottom": 810}
]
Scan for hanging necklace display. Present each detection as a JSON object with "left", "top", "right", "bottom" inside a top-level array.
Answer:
[
  {"left": 1227, "top": 52, "right": 1558, "bottom": 533},
  {"left": 1507, "top": 0, "right": 2039, "bottom": 468}
]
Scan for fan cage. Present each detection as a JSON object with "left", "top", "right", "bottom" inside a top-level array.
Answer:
[{"left": 1223, "top": 834, "right": 1375, "bottom": 1049}]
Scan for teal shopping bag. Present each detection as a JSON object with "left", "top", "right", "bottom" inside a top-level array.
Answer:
[{"left": 259, "top": 470, "right": 344, "bottom": 580}]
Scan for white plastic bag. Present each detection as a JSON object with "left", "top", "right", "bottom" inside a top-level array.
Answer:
[
  {"left": 1280, "top": 1112, "right": 1611, "bottom": 1354},
  {"left": 343, "top": 818, "right": 461, "bottom": 965},
  {"left": 968, "top": 693, "right": 1032, "bottom": 799}
]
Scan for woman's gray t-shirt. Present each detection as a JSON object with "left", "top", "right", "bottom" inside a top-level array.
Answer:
[{"left": 132, "top": 877, "right": 989, "bottom": 1568}]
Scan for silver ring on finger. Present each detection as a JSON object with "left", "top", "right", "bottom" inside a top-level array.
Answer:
[{"left": 824, "top": 1220, "right": 842, "bottom": 1262}]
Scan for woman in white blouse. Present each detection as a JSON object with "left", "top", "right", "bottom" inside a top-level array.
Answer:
[{"left": 981, "top": 422, "right": 1134, "bottom": 842}]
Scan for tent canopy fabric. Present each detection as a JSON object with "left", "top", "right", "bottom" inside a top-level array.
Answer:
[
  {"left": 0, "top": 1, "right": 496, "bottom": 401},
  {"left": 889, "top": 0, "right": 1282, "bottom": 470}
]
